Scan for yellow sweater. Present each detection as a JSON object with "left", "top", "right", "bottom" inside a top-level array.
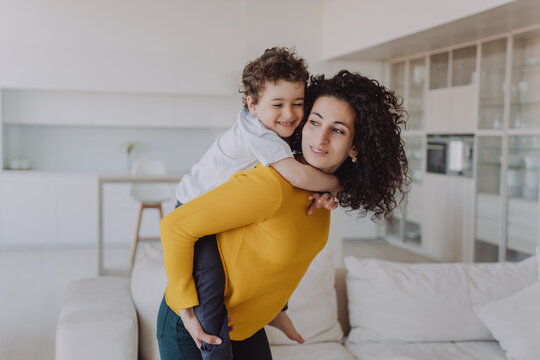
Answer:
[{"left": 161, "top": 164, "right": 330, "bottom": 340}]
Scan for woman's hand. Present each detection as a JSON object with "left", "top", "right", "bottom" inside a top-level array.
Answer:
[
  {"left": 306, "top": 192, "right": 339, "bottom": 215},
  {"left": 268, "top": 311, "right": 305, "bottom": 344},
  {"left": 179, "top": 307, "right": 223, "bottom": 349}
]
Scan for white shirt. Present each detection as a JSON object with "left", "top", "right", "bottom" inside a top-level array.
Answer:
[{"left": 176, "top": 109, "right": 293, "bottom": 203}]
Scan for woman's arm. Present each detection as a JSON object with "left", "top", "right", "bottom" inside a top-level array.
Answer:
[
  {"left": 270, "top": 158, "right": 343, "bottom": 193},
  {"left": 161, "top": 166, "right": 283, "bottom": 311}
]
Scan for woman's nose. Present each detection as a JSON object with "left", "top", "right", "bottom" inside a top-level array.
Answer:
[{"left": 317, "top": 129, "right": 330, "bottom": 144}]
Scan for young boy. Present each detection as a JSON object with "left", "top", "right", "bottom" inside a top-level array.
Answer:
[{"left": 173, "top": 47, "right": 341, "bottom": 359}]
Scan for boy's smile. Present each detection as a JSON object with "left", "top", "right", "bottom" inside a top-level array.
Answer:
[{"left": 247, "top": 80, "right": 305, "bottom": 138}]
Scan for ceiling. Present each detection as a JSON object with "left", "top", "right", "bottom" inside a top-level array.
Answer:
[{"left": 335, "top": 0, "right": 540, "bottom": 61}]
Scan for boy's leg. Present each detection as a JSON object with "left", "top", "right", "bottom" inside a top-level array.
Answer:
[
  {"left": 193, "top": 234, "right": 232, "bottom": 360},
  {"left": 156, "top": 295, "right": 203, "bottom": 360},
  {"left": 231, "top": 328, "right": 273, "bottom": 360}
]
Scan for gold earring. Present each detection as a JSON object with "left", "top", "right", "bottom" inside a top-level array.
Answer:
[{"left": 351, "top": 156, "right": 357, "bottom": 163}]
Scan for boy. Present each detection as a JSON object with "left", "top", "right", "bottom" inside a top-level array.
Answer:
[{"left": 172, "top": 47, "right": 341, "bottom": 359}]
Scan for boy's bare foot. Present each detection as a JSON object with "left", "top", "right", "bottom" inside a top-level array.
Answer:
[{"left": 268, "top": 311, "right": 305, "bottom": 344}]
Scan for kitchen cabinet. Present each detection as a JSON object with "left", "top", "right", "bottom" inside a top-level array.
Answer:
[
  {"left": 475, "top": 28, "right": 540, "bottom": 262},
  {"left": 385, "top": 59, "right": 427, "bottom": 254},
  {"left": 511, "top": 28, "right": 540, "bottom": 129},
  {"left": 0, "top": 172, "right": 176, "bottom": 248},
  {"left": 425, "top": 85, "right": 478, "bottom": 133},
  {"left": 424, "top": 46, "right": 479, "bottom": 134},
  {"left": 479, "top": 38, "right": 507, "bottom": 129},
  {"left": 475, "top": 136, "right": 503, "bottom": 262},
  {"left": 423, "top": 174, "right": 475, "bottom": 262},
  {"left": 388, "top": 25, "right": 540, "bottom": 262},
  {"left": 408, "top": 57, "right": 426, "bottom": 130}
]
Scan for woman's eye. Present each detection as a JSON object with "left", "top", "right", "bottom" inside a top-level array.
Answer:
[
  {"left": 272, "top": 104, "right": 283, "bottom": 108},
  {"left": 293, "top": 103, "right": 303, "bottom": 107},
  {"left": 309, "top": 120, "right": 319, "bottom": 126},
  {"left": 333, "top": 128, "right": 344, "bottom": 134}
]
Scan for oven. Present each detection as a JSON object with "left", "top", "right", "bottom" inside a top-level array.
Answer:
[{"left": 426, "top": 135, "right": 474, "bottom": 177}]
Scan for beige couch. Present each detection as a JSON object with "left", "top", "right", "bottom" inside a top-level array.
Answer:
[{"left": 56, "top": 245, "right": 539, "bottom": 360}]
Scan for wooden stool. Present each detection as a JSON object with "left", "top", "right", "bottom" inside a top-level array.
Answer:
[{"left": 130, "top": 202, "right": 164, "bottom": 266}]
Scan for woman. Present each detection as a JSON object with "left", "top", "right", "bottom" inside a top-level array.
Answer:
[{"left": 158, "top": 70, "right": 409, "bottom": 359}]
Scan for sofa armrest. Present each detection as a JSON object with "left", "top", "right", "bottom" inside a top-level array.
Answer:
[{"left": 56, "top": 277, "right": 138, "bottom": 360}]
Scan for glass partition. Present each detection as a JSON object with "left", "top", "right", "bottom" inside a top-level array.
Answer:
[
  {"left": 390, "top": 61, "right": 406, "bottom": 99},
  {"left": 511, "top": 29, "right": 540, "bottom": 129},
  {"left": 452, "top": 45, "right": 477, "bottom": 86},
  {"left": 475, "top": 136, "right": 502, "bottom": 262},
  {"left": 407, "top": 57, "right": 426, "bottom": 130},
  {"left": 506, "top": 136, "right": 540, "bottom": 261},
  {"left": 430, "top": 52, "right": 449, "bottom": 89},
  {"left": 479, "top": 38, "right": 507, "bottom": 129}
]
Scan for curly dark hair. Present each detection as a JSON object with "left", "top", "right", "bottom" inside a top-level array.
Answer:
[
  {"left": 239, "top": 47, "right": 309, "bottom": 108},
  {"left": 291, "top": 70, "right": 410, "bottom": 220}
]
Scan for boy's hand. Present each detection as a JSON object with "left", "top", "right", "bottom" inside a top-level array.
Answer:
[
  {"left": 268, "top": 311, "right": 305, "bottom": 344},
  {"left": 179, "top": 307, "right": 223, "bottom": 349},
  {"left": 307, "top": 192, "right": 339, "bottom": 215}
]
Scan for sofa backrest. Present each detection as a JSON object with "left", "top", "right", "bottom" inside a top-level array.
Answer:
[{"left": 345, "top": 254, "right": 538, "bottom": 344}]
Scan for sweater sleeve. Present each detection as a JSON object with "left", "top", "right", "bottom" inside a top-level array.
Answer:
[{"left": 161, "top": 166, "right": 284, "bottom": 311}]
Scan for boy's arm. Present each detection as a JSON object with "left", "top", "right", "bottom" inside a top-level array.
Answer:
[{"left": 270, "top": 158, "right": 343, "bottom": 193}]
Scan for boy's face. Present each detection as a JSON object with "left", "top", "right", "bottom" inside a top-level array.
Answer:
[{"left": 247, "top": 80, "right": 305, "bottom": 138}]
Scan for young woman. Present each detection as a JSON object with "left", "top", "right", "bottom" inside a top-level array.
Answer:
[{"left": 158, "top": 70, "right": 409, "bottom": 359}]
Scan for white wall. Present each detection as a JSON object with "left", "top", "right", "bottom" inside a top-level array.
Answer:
[
  {"left": 321, "top": 0, "right": 515, "bottom": 60},
  {"left": 0, "top": 0, "right": 384, "bottom": 248},
  {"left": 0, "top": 0, "right": 384, "bottom": 94},
  {"left": 0, "top": 0, "right": 246, "bottom": 94}
]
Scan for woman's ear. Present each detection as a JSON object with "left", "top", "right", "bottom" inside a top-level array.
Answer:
[
  {"left": 349, "top": 148, "right": 358, "bottom": 163},
  {"left": 246, "top": 96, "right": 257, "bottom": 115}
]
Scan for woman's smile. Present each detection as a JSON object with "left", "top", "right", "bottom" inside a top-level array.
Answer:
[{"left": 309, "top": 145, "right": 328, "bottom": 156}]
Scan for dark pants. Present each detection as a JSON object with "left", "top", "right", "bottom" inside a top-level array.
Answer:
[
  {"left": 159, "top": 201, "right": 232, "bottom": 359},
  {"left": 156, "top": 295, "right": 273, "bottom": 360}
]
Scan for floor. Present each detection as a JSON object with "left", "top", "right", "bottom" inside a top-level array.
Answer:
[{"left": 0, "top": 240, "right": 433, "bottom": 360}]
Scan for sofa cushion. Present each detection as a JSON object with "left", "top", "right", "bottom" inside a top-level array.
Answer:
[
  {"left": 345, "top": 254, "right": 537, "bottom": 343},
  {"left": 345, "top": 339, "right": 507, "bottom": 360},
  {"left": 271, "top": 342, "right": 355, "bottom": 360},
  {"left": 474, "top": 248, "right": 540, "bottom": 360},
  {"left": 265, "top": 249, "right": 343, "bottom": 345}
]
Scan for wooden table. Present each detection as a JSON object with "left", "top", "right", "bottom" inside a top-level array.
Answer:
[{"left": 97, "top": 173, "right": 183, "bottom": 275}]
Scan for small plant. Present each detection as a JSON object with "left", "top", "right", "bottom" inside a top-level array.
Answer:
[{"left": 121, "top": 141, "right": 138, "bottom": 171}]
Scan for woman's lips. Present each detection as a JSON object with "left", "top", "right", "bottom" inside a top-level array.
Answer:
[{"left": 309, "top": 145, "right": 328, "bottom": 156}]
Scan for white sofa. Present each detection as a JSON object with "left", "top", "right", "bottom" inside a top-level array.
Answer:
[{"left": 56, "top": 245, "right": 539, "bottom": 360}]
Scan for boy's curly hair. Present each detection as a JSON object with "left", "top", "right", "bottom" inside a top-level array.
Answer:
[
  {"left": 292, "top": 70, "right": 410, "bottom": 220},
  {"left": 240, "top": 47, "right": 309, "bottom": 107}
]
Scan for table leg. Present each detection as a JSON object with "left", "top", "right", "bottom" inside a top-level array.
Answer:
[{"left": 98, "top": 180, "right": 104, "bottom": 276}]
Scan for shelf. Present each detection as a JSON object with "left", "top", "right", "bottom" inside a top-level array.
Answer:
[
  {"left": 510, "top": 100, "right": 540, "bottom": 106},
  {"left": 513, "top": 61, "right": 540, "bottom": 71},
  {"left": 477, "top": 160, "right": 501, "bottom": 166},
  {"left": 479, "top": 102, "right": 504, "bottom": 108},
  {"left": 481, "top": 65, "right": 506, "bottom": 74}
]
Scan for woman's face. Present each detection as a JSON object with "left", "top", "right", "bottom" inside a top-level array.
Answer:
[{"left": 301, "top": 96, "right": 358, "bottom": 174}]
